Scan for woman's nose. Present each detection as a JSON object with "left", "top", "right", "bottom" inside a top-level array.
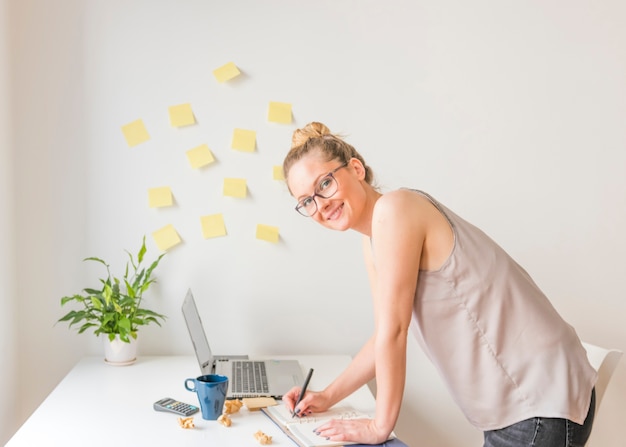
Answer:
[{"left": 315, "top": 195, "right": 331, "bottom": 212}]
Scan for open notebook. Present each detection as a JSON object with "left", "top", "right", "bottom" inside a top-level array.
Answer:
[{"left": 262, "top": 404, "right": 402, "bottom": 447}]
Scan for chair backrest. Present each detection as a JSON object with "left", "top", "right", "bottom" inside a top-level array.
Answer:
[{"left": 582, "top": 341, "right": 623, "bottom": 410}]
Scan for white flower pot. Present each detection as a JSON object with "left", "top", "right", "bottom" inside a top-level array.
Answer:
[{"left": 102, "top": 334, "right": 138, "bottom": 365}]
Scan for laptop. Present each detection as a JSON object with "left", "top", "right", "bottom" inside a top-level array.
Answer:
[{"left": 181, "top": 288, "right": 305, "bottom": 399}]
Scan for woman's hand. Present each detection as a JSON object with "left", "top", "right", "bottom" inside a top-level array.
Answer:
[
  {"left": 282, "top": 387, "right": 332, "bottom": 416},
  {"left": 283, "top": 387, "right": 391, "bottom": 444},
  {"left": 313, "top": 417, "right": 390, "bottom": 444}
]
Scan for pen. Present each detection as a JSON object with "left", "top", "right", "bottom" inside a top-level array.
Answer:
[{"left": 292, "top": 368, "right": 314, "bottom": 418}]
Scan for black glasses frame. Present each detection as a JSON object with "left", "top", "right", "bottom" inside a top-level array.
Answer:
[{"left": 295, "top": 162, "right": 348, "bottom": 217}]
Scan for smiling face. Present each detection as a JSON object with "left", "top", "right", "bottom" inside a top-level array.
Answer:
[{"left": 287, "top": 152, "right": 368, "bottom": 231}]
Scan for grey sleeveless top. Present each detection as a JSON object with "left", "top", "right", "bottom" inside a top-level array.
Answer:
[{"left": 408, "top": 190, "right": 596, "bottom": 430}]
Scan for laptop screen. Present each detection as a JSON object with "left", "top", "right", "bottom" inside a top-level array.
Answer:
[{"left": 181, "top": 289, "right": 213, "bottom": 372}]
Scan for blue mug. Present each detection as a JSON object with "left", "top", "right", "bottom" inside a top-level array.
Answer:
[{"left": 184, "top": 374, "right": 229, "bottom": 420}]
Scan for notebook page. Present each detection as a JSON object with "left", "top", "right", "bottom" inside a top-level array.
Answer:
[{"left": 263, "top": 404, "right": 368, "bottom": 447}]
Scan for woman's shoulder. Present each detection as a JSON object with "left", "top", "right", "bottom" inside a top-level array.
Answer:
[
  {"left": 375, "top": 188, "right": 434, "bottom": 213},
  {"left": 369, "top": 190, "right": 432, "bottom": 256},
  {"left": 373, "top": 189, "right": 449, "bottom": 233},
  {"left": 370, "top": 190, "right": 434, "bottom": 234}
]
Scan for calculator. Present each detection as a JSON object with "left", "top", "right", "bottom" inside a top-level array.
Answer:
[{"left": 153, "top": 397, "right": 199, "bottom": 416}]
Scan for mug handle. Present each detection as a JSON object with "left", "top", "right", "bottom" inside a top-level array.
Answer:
[{"left": 184, "top": 378, "right": 196, "bottom": 392}]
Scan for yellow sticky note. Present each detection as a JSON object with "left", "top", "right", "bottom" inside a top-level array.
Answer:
[
  {"left": 186, "top": 144, "right": 215, "bottom": 169},
  {"left": 267, "top": 101, "right": 292, "bottom": 124},
  {"left": 256, "top": 224, "right": 279, "bottom": 243},
  {"left": 213, "top": 62, "right": 241, "bottom": 83},
  {"left": 223, "top": 178, "right": 247, "bottom": 198},
  {"left": 200, "top": 214, "right": 227, "bottom": 239},
  {"left": 272, "top": 165, "right": 285, "bottom": 181},
  {"left": 148, "top": 186, "right": 173, "bottom": 208},
  {"left": 231, "top": 128, "right": 256, "bottom": 152},
  {"left": 152, "top": 224, "right": 181, "bottom": 251},
  {"left": 168, "top": 103, "right": 195, "bottom": 127},
  {"left": 230, "top": 129, "right": 256, "bottom": 152},
  {"left": 121, "top": 119, "right": 150, "bottom": 147}
]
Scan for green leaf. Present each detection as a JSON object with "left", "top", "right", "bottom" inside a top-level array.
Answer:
[
  {"left": 57, "top": 310, "right": 78, "bottom": 323},
  {"left": 103, "top": 284, "right": 112, "bottom": 305},
  {"left": 70, "top": 311, "right": 88, "bottom": 326},
  {"left": 142, "top": 316, "right": 163, "bottom": 326},
  {"left": 139, "top": 281, "right": 154, "bottom": 295},
  {"left": 101, "top": 313, "right": 115, "bottom": 327},
  {"left": 61, "top": 295, "right": 81, "bottom": 306},
  {"left": 78, "top": 323, "right": 97, "bottom": 334},
  {"left": 83, "top": 288, "right": 102, "bottom": 295},
  {"left": 133, "top": 269, "right": 146, "bottom": 292},
  {"left": 125, "top": 279, "right": 136, "bottom": 299},
  {"left": 83, "top": 257, "right": 107, "bottom": 267},
  {"left": 135, "top": 308, "right": 166, "bottom": 318},
  {"left": 137, "top": 236, "right": 147, "bottom": 264},
  {"left": 118, "top": 317, "right": 131, "bottom": 332},
  {"left": 113, "top": 301, "right": 122, "bottom": 313},
  {"left": 145, "top": 254, "right": 164, "bottom": 279}
]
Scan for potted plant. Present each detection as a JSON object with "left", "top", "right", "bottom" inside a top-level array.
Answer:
[{"left": 57, "top": 236, "right": 166, "bottom": 365}]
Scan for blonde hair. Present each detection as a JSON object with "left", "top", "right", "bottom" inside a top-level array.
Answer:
[{"left": 283, "top": 122, "right": 375, "bottom": 187}]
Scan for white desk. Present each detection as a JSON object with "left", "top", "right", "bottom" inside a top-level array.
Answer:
[{"left": 7, "top": 355, "right": 376, "bottom": 446}]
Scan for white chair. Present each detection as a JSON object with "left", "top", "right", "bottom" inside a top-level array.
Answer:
[{"left": 582, "top": 341, "right": 623, "bottom": 411}]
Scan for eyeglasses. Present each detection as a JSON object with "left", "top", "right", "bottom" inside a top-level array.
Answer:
[{"left": 295, "top": 163, "right": 348, "bottom": 217}]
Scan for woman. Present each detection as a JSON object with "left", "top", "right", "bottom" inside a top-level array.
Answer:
[{"left": 281, "top": 122, "right": 597, "bottom": 447}]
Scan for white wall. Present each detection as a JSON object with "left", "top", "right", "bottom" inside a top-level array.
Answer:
[
  {"left": 8, "top": 1, "right": 625, "bottom": 446},
  {"left": 10, "top": 0, "right": 89, "bottom": 441},
  {"left": 0, "top": 0, "right": 17, "bottom": 444}
]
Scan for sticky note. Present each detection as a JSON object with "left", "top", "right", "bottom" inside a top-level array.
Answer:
[
  {"left": 231, "top": 128, "right": 256, "bottom": 152},
  {"left": 267, "top": 101, "right": 292, "bottom": 124},
  {"left": 121, "top": 119, "right": 150, "bottom": 147},
  {"left": 168, "top": 103, "right": 195, "bottom": 127},
  {"left": 212, "top": 62, "right": 241, "bottom": 83},
  {"left": 223, "top": 178, "right": 247, "bottom": 198},
  {"left": 148, "top": 186, "right": 173, "bottom": 208},
  {"left": 152, "top": 224, "right": 181, "bottom": 251},
  {"left": 256, "top": 224, "right": 279, "bottom": 243},
  {"left": 272, "top": 165, "right": 285, "bottom": 181},
  {"left": 224, "top": 178, "right": 248, "bottom": 199},
  {"left": 186, "top": 144, "right": 215, "bottom": 169},
  {"left": 242, "top": 397, "right": 277, "bottom": 411},
  {"left": 200, "top": 214, "right": 227, "bottom": 239}
]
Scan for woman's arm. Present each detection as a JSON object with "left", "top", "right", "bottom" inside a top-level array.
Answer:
[
  {"left": 314, "top": 191, "right": 427, "bottom": 443},
  {"left": 322, "top": 227, "right": 392, "bottom": 407},
  {"left": 368, "top": 191, "right": 424, "bottom": 437}
]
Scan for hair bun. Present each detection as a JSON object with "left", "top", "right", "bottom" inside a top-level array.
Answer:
[{"left": 291, "top": 122, "right": 331, "bottom": 148}]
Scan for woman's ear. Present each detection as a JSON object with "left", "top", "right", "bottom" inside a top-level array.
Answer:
[{"left": 349, "top": 157, "right": 366, "bottom": 181}]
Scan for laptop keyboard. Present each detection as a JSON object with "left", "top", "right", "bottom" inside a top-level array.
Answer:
[{"left": 232, "top": 361, "right": 269, "bottom": 394}]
